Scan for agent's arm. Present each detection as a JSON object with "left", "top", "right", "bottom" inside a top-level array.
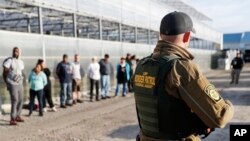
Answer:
[{"left": 167, "top": 60, "right": 234, "bottom": 128}]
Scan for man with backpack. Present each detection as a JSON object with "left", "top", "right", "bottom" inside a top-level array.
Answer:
[{"left": 2, "top": 47, "right": 25, "bottom": 125}]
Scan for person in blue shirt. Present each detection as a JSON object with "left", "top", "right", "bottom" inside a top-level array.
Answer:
[
  {"left": 28, "top": 63, "right": 47, "bottom": 116},
  {"left": 56, "top": 54, "right": 73, "bottom": 108}
]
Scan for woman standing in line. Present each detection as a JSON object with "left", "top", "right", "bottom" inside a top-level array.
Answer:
[
  {"left": 28, "top": 64, "right": 47, "bottom": 116},
  {"left": 115, "top": 57, "right": 130, "bottom": 97},
  {"left": 37, "top": 59, "right": 57, "bottom": 112}
]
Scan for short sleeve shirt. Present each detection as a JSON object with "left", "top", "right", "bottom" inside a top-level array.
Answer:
[{"left": 3, "top": 58, "right": 24, "bottom": 75}]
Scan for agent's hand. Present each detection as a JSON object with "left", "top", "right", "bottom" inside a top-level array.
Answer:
[{"left": 206, "top": 128, "right": 215, "bottom": 134}]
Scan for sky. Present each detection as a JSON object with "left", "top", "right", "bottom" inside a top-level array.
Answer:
[{"left": 182, "top": 0, "right": 250, "bottom": 33}]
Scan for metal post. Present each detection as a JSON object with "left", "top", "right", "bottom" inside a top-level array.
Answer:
[
  {"left": 148, "top": 29, "right": 151, "bottom": 44},
  {"left": 38, "top": 7, "right": 43, "bottom": 34},
  {"left": 73, "top": 13, "right": 77, "bottom": 37},
  {"left": 27, "top": 18, "right": 31, "bottom": 33},
  {"left": 99, "top": 18, "right": 102, "bottom": 40},
  {"left": 119, "top": 23, "right": 122, "bottom": 42},
  {"left": 38, "top": 7, "right": 46, "bottom": 61},
  {"left": 61, "top": 24, "right": 64, "bottom": 36},
  {"left": 135, "top": 27, "right": 137, "bottom": 43}
]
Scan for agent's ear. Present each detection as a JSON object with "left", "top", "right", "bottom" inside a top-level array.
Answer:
[{"left": 183, "top": 32, "right": 191, "bottom": 43}]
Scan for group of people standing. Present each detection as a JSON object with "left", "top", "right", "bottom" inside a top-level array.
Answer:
[
  {"left": 114, "top": 53, "right": 138, "bottom": 97},
  {"left": 2, "top": 47, "right": 136, "bottom": 125},
  {"left": 28, "top": 54, "right": 84, "bottom": 116},
  {"left": 87, "top": 53, "right": 137, "bottom": 101},
  {"left": 2, "top": 48, "right": 84, "bottom": 125}
]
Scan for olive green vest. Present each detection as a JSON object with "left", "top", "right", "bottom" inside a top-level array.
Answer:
[{"left": 133, "top": 55, "right": 207, "bottom": 140}]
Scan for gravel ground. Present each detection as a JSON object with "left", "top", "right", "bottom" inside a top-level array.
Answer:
[{"left": 0, "top": 64, "right": 250, "bottom": 141}]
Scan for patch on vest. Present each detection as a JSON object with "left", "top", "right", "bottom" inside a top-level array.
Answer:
[
  {"left": 134, "top": 72, "right": 156, "bottom": 89},
  {"left": 204, "top": 84, "right": 221, "bottom": 102}
]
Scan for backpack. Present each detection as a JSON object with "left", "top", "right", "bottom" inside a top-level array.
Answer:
[
  {"left": 2, "top": 57, "right": 12, "bottom": 83},
  {"left": 2, "top": 57, "right": 12, "bottom": 68}
]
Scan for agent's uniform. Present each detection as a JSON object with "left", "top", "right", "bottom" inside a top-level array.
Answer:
[{"left": 133, "top": 40, "right": 234, "bottom": 141}]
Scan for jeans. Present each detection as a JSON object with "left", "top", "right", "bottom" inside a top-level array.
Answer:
[
  {"left": 29, "top": 89, "right": 43, "bottom": 114},
  {"left": 115, "top": 83, "right": 127, "bottom": 96},
  {"left": 9, "top": 84, "right": 23, "bottom": 120},
  {"left": 101, "top": 75, "right": 110, "bottom": 97},
  {"left": 60, "top": 82, "right": 72, "bottom": 106}
]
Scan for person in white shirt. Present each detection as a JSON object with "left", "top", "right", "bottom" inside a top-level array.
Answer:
[
  {"left": 3, "top": 47, "right": 25, "bottom": 125},
  {"left": 72, "top": 54, "right": 83, "bottom": 104},
  {"left": 87, "top": 57, "right": 100, "bottom": 102}
]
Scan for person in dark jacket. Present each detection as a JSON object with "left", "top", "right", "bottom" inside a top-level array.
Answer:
[
  {"left": 126, "top": 53, "right": 133, "bottom": 92},
  {"left": 37, "top": 59, "right": 57, "bottom": 112},
  {"left": 115, "top": 57, "right": 130, "bottom": 97},
  {"left": 99, "top": 54, "right": 113, "bottom": 99},
  {"left": 56, "top": 54, "right": 73, "bottom": 108},
  {"left": 230, "top": 53, "right": 244, "bottom": 84}
]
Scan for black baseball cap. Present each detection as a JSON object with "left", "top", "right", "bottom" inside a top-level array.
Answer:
[{"left": 160, "top": 11, "right": 195, "bottom": 35}]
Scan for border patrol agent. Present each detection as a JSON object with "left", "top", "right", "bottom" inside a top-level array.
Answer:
[{"left": 133, "top": 11, "right": 234, "bottom": 141}]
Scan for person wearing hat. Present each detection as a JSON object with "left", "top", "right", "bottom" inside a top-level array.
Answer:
[{"left": 133, "top": 11, "right": 234, "bottom": 141}]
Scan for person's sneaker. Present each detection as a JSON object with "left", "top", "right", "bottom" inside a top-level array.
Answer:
[
  {"left": 77, "top": 99, "right": 83, "bottom": 103},
  {"left": 15, "top": 116, "right": 24, "bottom": 122},
  {"left": 60, "top": 105, "right": 67, "bottom": 108},
  {"left": 122, "top": 95, "right": 127, "bottom": 97},
  {"left": 106, "top": 96, "right": 111, "bottom": 99},
  {"left": 101, "top": 96, "right": 106, "bottom": 100},
  {"left": 10, "top": 119, "right": 17, "bottom": 125},
  {"left": 43, "top": 108, "right": 47, "bottom": 113},
  {"left": 73, "top": 100, "right": 77, "bottom": 104},
  {"left": 66, "top": 103, "right": 73, "bottom": 106},
  {"left": 39, "top": 112, "right": 43, "bottom": 117},
  {"left": 51, "top": 107, "right": 57, "bottom": 112},
  {"left": 27, "top": 113, "right": 32, "bottom": 117}
]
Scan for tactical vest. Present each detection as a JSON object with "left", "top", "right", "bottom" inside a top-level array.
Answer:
[{"left": 133, "top": 55, "right": 207, "bottom": 140}]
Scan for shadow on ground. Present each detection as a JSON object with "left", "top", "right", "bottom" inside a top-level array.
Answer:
[{"left": 108, "top": 124, "right": 140, "bottom": 139}]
